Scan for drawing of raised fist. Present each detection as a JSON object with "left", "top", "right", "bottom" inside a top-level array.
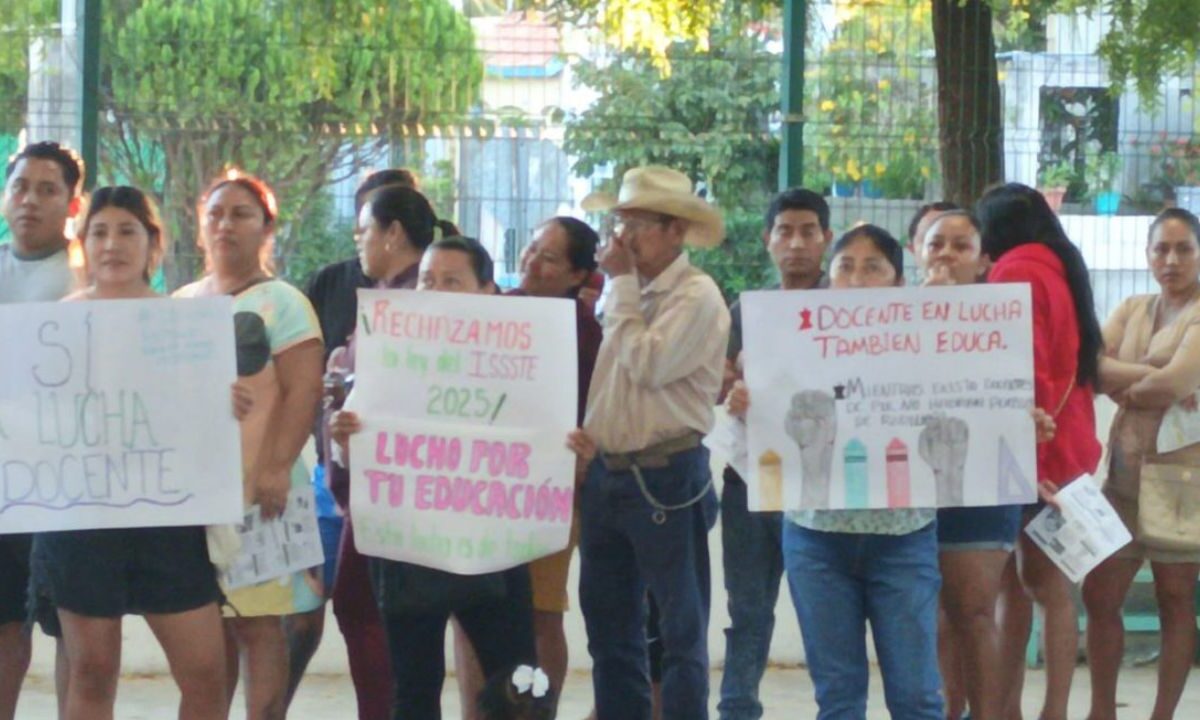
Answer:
[
  {"left": 918, "top": 414, "right": 970, "bottom": 506},
  {"left": 784, "top": 390, "right": 837, "bottom": 509}
]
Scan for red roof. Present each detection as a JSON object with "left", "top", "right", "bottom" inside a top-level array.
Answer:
[{"left": 475, "top": 11, "right": 560, "bottom": 68}]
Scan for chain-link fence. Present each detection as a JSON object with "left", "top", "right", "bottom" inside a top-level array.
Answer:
[{"left": 2, "top": 0, "right": 1198, "bottom": 322}]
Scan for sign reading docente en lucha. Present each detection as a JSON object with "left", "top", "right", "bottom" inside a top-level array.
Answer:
[
  {"left": 0, "top": 297, "right": 243, "bottom": 533},
  {"left": 741, "top": 284, "right": 1038, "bottom": 511},
  {"left": 348, "top": 289, "right": 578, "bottom": 575}
]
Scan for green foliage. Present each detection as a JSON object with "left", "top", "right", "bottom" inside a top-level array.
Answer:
[
  {"left": 1083, "top": 150, "right": 1122, "bottom": 194},
  {"left": 420, "top": 159, "right": 459, "bottom": 223},
  {"left": 95, "top": 0, "right": 482, "bottom": 287},
  {"left": 1056, "top": 0, "right": 1200, "bottom": 105},
  {"left": 689, "top": 210, "right": 776, "bottom": 303},
  {"left": 564, "top": 12, "right": 779, "bottom": 296},
  {"left": 565, "top": 25, "right": 779, "bottom": 205},
  {"left": 1037, "top": 86, "right": 1116, "bottom": 201},
  {"left": 282, "top": 191, "right": 356, "bottom": 287},
  {"left": 808, "top": 0, "right": 938, "bottom": 198},
  {"left": 1142, "top": 135, "right": 1200, "bottom": 187},
  {"left": 990, "top": 0, "right": 1048, "bottom": 52},
  {"left": 0, "top": 0, "right": 57, "bottom": 135},
  {"left": 0, "top": 134, "right": 17, "bottom": 244},
  {"left": 1038, "top": 159, "right": 1076, "bottom": 188}
]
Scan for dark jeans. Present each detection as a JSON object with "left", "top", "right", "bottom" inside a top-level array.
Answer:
[
  {"left": 381, "top": 566, "right": 535, "bottom": 720},
  {"left": 579, "top": 445, "right": 718, "bottom": 720},
  {"left": 718, "top": 469, "right": 784, "bottom": 720}
]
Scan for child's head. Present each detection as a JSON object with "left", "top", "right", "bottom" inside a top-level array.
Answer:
[{"left": 477, "top": 665, "right": 555, "bottom": 720}]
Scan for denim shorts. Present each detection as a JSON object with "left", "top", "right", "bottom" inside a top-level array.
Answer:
[{"left": 936, "top": 504, "right": 1023, "bottom": 552}]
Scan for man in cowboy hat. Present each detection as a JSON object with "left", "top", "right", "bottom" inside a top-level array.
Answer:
[{"left": 577, "top": 165, "right": 730, "bottom": 720}]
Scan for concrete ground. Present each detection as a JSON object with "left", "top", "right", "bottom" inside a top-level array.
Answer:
[{"left": 14, "top": 665, "right": 1200, "bottom": 718}]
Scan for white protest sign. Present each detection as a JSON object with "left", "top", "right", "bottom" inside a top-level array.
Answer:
[
  {"left": 221, "top": 485, "right": 325, "bottom": 590},
  {"left": 1025, "top": 479, "right": 1131, "bottom": 583},
  {"left": 348, "top": 289, "right": 577, "bottom": 574},
  {"left": 742, "top": 284, "right": 1038, "bottom": 511},
  {"left": 0, "top": 298, "right": 243, "bottom": 532}
]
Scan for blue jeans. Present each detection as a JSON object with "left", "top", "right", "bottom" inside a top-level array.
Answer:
[
  {"left": 580, "top": 445, "right": 718, "bottom": 720},
  {"left": 783, "top": 521, "right": 943, "bottom": 720},
  {"left": 718, "top": 469, "right": 783, "bottom": 720},
  {"left": 312, "top": 465, "right": 344, "bottom": 594}
]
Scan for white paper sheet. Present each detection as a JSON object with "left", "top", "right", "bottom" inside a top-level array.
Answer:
[
  {"left": 705, "top": 408, "right": 749, "bottom": 479},
  {"left": 348, "top": 290, "right": 577, "bottom": 574},
  {"left": 741, "top": 284, "right": 1038, "bottom": 511},
  {"left": 0, "top": 297, "right": 242, "bottom": 533},
  {"left": 220, "top": 486, "right": 324, "bottom": 590},
  {"left": 1157, "top": 393, "right": 1200, "bottom": 454},
  {"left": 1025, "top": 479, "right": 1132, "bottom": 583}
]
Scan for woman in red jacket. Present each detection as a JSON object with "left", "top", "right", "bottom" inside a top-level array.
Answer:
[{"left": 977, "top": 184, "right": 1103, "bottom": 720}]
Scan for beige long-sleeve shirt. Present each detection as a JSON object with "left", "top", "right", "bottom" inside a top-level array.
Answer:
[
  {"left": 1104, "top": 292, "right": 1200, "bottom": 497},
  {"left": 584, "top": 253, "right": 731, "bottom": 453}
]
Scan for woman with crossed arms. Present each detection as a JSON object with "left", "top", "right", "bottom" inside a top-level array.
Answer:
[{"left": 1083, "top": 207, "right": 1200, "bottom": 720}]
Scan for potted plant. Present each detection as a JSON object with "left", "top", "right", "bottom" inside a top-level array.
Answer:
[
  {"left": 830, "top": 156, "right": 864, "bottom": 198},
  {"left": 1038, "top": 161, "right": 1075, "bottom": 212},
  {"left": 1084, "top": 151, "right": 1122, "bottom": 215},
  {"left": 1155, "top": 136, "right": 1200, "bottom": 213}
]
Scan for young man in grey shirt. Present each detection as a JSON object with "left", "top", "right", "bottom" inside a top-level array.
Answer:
[{"left": 0, "top": 140, "right": 85, "bottom": 720}]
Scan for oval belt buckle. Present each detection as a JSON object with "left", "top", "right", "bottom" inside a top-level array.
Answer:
[{"left": 651, "top": 509, "right": 667, "bottom": 525}]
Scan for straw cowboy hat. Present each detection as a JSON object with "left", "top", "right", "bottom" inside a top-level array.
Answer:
[{"left": 581, "top": 165, "right": 725, "bottom": 248}]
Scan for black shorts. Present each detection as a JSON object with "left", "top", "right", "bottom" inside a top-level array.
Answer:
[
  {"left": 0, "top": 534, "right": 60, "bottom": 636},
  {"left": 0, "top": 534, "right": 32, "bottom": 625},
  {"left": 32, "top": 526, "right": 220, "bottom": 618}
]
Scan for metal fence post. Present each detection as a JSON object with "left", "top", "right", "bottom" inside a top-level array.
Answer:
[
  {"left": 78, "top": 0, "right": 101, "bottom": 190},
  {"left": 779, "top": 0, "right": 806, "bottom": 191}
]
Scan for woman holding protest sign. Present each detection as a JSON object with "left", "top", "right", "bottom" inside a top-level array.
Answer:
[
  {"left": 330, "top": 235, "right": 596, "bottom": 717},
  {"left": 726, "top": 225, "right": 945, "bottom": 718},
  {"left": 31, "top": 185, "right": 243, "bottom": 720},
  {"left": 727, "top": 224, "right": 1062, "bottom": 718},
  {"left": 914, "top": 209, "right": 1028, "bottom": 720},
  {"left": 511, "top": 217, "right": 602, "bottom": 712},
  {"left": 978, "top": 184, "right": 1103, "bottom": 720},
  {"left": 1082, "top": 207, "right": 1200, "bottom": 720},
  {"left": 176, "top": 172, "right": 325, "bottom": 720},
  {"left": 449, "top": 216, "right": 603, "bottom": 717}
]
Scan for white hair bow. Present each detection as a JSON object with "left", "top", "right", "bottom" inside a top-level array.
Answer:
[{"left": 511, "top": 665, "right": 550, "bottom": 698}]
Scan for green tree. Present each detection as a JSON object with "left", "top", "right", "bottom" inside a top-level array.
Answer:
[
  {"left": 283, "top": 192, "right": 356, "bottom": 287},
  {"left": 0, "top": 0, "right": 57, "bottom": 136},
  {"left": 809, "top": 0, "right": 938, "bottom": 199},
  {"left": 551, "top": 0, "right": 1199, "bottom": 205},
  {"left": 99, "top": 0, "right": 481, "bottom": 287},
  {"left": 564, "top": 11, "right": 780, "bottom": 298},
  {"left": 1057, "top": 0, "right": 1200, "bottom": 103}
]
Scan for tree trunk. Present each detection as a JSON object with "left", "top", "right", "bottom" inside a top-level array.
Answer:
[{"left": 932, "top": 0, "right": 1004, "bottom": 206}]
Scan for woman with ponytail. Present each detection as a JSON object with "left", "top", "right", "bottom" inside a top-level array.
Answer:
[{"left": 321, "top": 184, "right": 439, "bottom": 719}]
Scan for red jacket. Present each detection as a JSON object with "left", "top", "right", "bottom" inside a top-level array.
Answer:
[{"left": 989, "top": 243, "right": 1101, "bottom": 486}]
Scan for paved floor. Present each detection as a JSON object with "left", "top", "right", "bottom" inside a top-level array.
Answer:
[{"left": 15, "top": 665, "right": 1200, "bottom": 718}]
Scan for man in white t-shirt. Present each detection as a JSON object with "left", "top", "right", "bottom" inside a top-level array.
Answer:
[
  {"left": 0, "top": 140, "right": 85, "bottom": 720},
  {"left": 0, "top": 141, "right": 84, "bottom": 303}
]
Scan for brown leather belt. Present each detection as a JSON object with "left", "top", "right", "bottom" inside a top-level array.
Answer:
[{"left": 601, "top": 431, "right": 703, "bottom": 471}]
